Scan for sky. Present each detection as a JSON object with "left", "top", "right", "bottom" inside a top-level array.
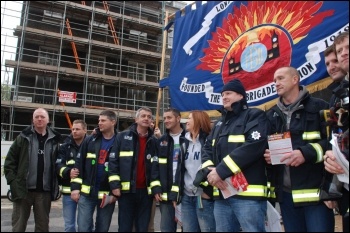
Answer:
[{"left": 1, "top": 1, "right": 22, "bottom": 85}]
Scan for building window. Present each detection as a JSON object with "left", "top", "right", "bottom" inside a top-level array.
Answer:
[
  {"left": 90, "top": 20, "right": 108, "bottom": 35},
  {"left": 129, "top": 29, "right": 147, "bottom": 43},
  {"left": 128, "top": 62, "right": 146, "bottom": 81},
  {"left": 43, "top": 10, "right": 64, "bottom": 24},
  {"left": 87, "top": 82, "right": 104, "bottom": 106},
  {"left": 38, "top": 47, "right": 58, "bottom": 66},
  {"left": 88, "top": 55, "right": 105, "bottom": 75},
  {"left": 126, "top": 89, "right": 146, "bottom": 111},
  {"left": 34, "top": 75, "right": 55, "bottom": 104}
]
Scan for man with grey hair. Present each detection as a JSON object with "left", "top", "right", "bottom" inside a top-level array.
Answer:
[
  {"left": 4, "top": 108, "right": 61, "bottom": 232},
  {"left": 109, "top": 107, "right": 157, "bottom": 232}
]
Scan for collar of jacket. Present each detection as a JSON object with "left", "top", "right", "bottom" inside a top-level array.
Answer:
[{"left": 220, "top": 99, "right": 248, "bottom": 118}]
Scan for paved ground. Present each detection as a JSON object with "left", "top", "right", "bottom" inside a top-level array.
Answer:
[{"left": 1, "top": 197, "right": 343, "bottom": 232}]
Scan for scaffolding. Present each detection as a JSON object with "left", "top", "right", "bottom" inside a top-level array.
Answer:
[{"left": 1, "top": 1, "right": 185, "bottom": 140}]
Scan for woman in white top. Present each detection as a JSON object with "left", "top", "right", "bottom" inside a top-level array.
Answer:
[{"left": 180, "top": 110, "right": 216, "bottom": 232}]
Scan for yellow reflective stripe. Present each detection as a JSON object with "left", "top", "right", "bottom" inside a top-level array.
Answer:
[
  {"left": 150, "top": 180, "right": 161, "bottom": 188},
  {"left": 202, "top": 160, "right": 214, "bottom": 168},
  {"left": 310, "top": 143, "right": 323, "bottom": 163},
  {"left": 237, "top": 185, "right": 267, "bottom": 197},
  {"left": 228, "top": 135, "right": 245, "bottom": 143},
  {"left": 292, "top": 189, "right": 319, "bottom": 203},
  {"left": 212, "top": 139, "right": 215, "bottom": 146},
  {"left": 87, "top": 153, "right": 96, "bottom": 158},
  {"left": 200, "top": 181, "right": 209, "bottom": 187},
  {"left": 213, "top": 187, "right": 219, "bottom": 196},
  {"left": 171, "top": 186, "right": 179, "bottom": 192},
  {"left": 223, "top": 155, "right": 240, "bottom": 174},
  {"left": 98, "top": 191, "right": 109, "bottom": 199},
  {"left": 159, "top": 158, "right": 167, "bottom": 164},
  {"left": 148, "top": 187, "right": 152, "bottom": 195},
  {"left": 71, "top": 177, "right": 82, "bottom": 184},
  {"left": 67, "top": 160, "right": 75, "bottom": 165},
  {"left": 108, "top": 175, "right": 120, "bottom": 182},
  {"left": 121, "top": 182, "right": 130, "bottom": 190},
  {"left": 120, "top": 151, "right": 133, "bottom": 157},
  {"left": 302, "top": 131, "right": 321, "bottom": 140},
  {"left": 161, "top": 193, "right": 168, "bottom": 201},
  {"left": 61, "top": 186, "right": 71, "bottom": 194},
  {"left": 81, "top": 185, "right": 90, "bottom": 194},
  {"left": 59, "top": 167, "right": 66, "bottom": 177}
]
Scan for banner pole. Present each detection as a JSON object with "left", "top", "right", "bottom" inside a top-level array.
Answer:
[{"left": 156, "top": 11, "right": 168, "bottom": 127}]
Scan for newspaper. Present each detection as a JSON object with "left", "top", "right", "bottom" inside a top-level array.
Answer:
[
  {"left": 100, "top": 194, "right": 115, "bottom": 208},
  {"left": 220, "top": 172, "right": 248, "bottom": 199},
  {"left": 268, "top": 132, "right": 292, "bottom": 165},
  {"left": 265, "top": 201, "right": 282, "bottom": 232},
  {"left": 330, "top": 133, "right": 349, "bottom": 184}
]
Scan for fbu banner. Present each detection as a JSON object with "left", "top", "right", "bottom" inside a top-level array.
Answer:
[{"left": 160, "top": 1, "right": 349, "bottom": 112}]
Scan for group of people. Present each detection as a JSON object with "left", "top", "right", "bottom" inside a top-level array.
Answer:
[{"left": 4, "top": 31, "right": 348, "bottom": 232}]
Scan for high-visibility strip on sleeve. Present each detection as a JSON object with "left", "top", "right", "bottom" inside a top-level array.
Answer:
[
  {"left": 108, "top": 175, "right": 120, "bottom": 182},
  {"left": 120, "top": 151, "right": 133, "bottom": 157},
  {"left": 121, "top": 182, "right": 130, "bottom": 190},
  {"left": 309, "top": 143, "right": 323, "bottom": 163},
  {"left": 202, "top": 160, "right": 214, "bottom": 168},
  {"left": 150, "top": 180, "right": 161, "bottom": 188},
  {"left": 223, "top": 155, "right": 240, "bottom": 174},
  {"left": 81, "top": 185, "right": 90, "bottom": 194},
  {"left": 67, "top": 159, "right": 75, "bottom": 165},
  {"left": 171, "top": 185, "right": 179, "bottom": 192},
  {"left": 59, "top": 167, "right": 67, "bottom": 177},
  {"left": 71, "top": 177, "right": 82, "bottom": 184}
]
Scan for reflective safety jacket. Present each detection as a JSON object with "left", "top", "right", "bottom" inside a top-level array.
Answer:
[
  {"left": 200, "top": 100, "right": 269, "bottom": 200},
  {"left": 150, "top": 126, "right": 187, "bottom": 203},
  {"left": 56, "top": 135, "right": 88, "bottom": 195},
  {"left": 266, "top": 93, "right": 329, "bottom": 207},
  {"left": 108, "top": 123, "right": 157, "bottom": 195},
  {"left": 71, "top": 130, "right": 117, "bottom": 199}
]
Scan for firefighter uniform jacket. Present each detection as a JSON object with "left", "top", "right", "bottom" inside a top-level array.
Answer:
[
  {"left": 266, "top": 93, "right": 329, "bottom": 207},
  {"left": 200, "top": 100, "right": 269, "bottom": 200},
  {"left": 108, "top": 123, "right": 157, "bottom": 195},
  {"left": 150, "top": 125, "right": 187, "bottom": 203},
  {"left": 56, "top": 134, "right": 89, "bottom": 195},
  {"left": 71, "top": 129, "right": 117, "bottom": 199}
]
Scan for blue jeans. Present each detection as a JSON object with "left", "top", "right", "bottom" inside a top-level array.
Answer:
[
  {"left": 118, "top": 188, "right": 153, "bottom": 232},
  {"left": 280, "top": 191, "right": 334, "bottom": 232},
  {"left": 62, "top": 195, "right": 78, "bottom": 232},
  {"left": 77, "top": 195, "right": 115, "bottom": 232},
  {"left": 181, "top": 194, "right": 216, "bottom": 232},
  {"left": 214, "top": 197, "right": 266, "bottom": 232},
  {"left": 159, "top": 201, "right": 177, "bottom": 232}
]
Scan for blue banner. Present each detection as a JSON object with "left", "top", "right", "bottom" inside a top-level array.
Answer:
[{"left": 161, "top": 1, "right": 349, "bottom": 112}]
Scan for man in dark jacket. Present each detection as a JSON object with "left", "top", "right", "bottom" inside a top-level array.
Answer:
[
  {"left": 264, "top": 66, "right": 334, "bottom": 232},
  {"left": 198, "top": 79, "right": 269, "bottom": 232},
  {"left": 71, "top": 110, "right": 118, "bottom": 232},
  {"left": 151, "top": 108, "right": 186, "bottom": 232},
  {"left": 56, "top": 119, "right": 88, "bottom": 232},
  {"left": 109, "top": 107, "right": 157, "bottom": 232},
  {"left": 4, "top": 108, "right": 61, "bottom": 232}
]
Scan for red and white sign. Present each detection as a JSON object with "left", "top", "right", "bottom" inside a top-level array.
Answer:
[{"left": 59, "top": 91, "right": 77, "bottom": 103}]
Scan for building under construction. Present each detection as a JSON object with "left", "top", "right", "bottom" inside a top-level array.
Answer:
[{"left": 1, "top": 1, "right": 186, "bottom": 140}]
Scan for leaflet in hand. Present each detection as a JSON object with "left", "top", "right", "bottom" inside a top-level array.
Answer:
[
  {"left": 100, "top": 194, "right": 114, "bottom": 208},
  {"left": 330, "top": 133, "right": 349, "bottom": 184},
  {"left": 268, "top": 132, "right": 292, "bottom": 165},
  {"left": 221, "top": 172, "right": 248, "bottom": 199}
]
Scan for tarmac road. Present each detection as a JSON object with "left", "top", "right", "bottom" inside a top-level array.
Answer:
[{"left": 1, "top": 197, "right": 343, "bottom": 232}]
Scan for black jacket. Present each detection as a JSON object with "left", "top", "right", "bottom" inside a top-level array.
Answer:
[
  {"left": 150, "top": 125, "right": 187, "bottom": 203},
  {"left": 71, "top": 129, "right": 117, "bottom": 199},
  {"left": 199, "top": 100, "right": 270, "bottom": 200},
  {"left": 56, "top": 134, "right": 89, "bottom": 195},
  {"left": 109, "top": 123, "right": 157, "bottom": 194},
  {"left": 266, "top": 93, "right": 329, "bottom": 206}
]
